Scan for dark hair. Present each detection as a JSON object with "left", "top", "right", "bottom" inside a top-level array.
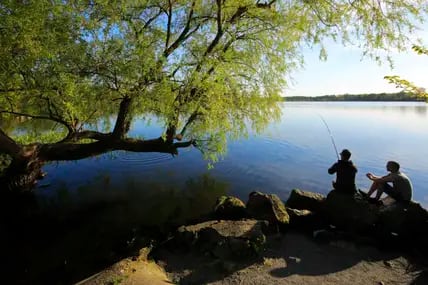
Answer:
[
  {"left": 387, "top": 161, "right": 400, "bottom": 172},
  {"left": 340, "top": 149, "right": 351, "bottom": 160}
]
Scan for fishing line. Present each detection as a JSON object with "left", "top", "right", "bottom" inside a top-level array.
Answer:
[{"left": 318, "top": 114, "right": 340, "bottom": 160}]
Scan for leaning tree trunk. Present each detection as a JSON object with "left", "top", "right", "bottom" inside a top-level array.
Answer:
[
  {"left": 0, "top": 146, "right": 45, "bottom": 193},
  {"left": 0, "top": 129, "right": 21, "bottom": 157},
  {"left": 0, "top": 130, "right": 45, "bottom": 192},
  {"left": 0, "top": 98, "right": 196, "bottom": 193}
]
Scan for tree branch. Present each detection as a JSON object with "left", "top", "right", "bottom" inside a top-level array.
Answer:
[
  {"left": 165, "top": 0, "right": 173, "bottom": 49},
  {"left": 38, "top": 137, "right": 194, "bottom": 161},
  {"left": 179, "top": 111, "right": 200, "bottom": 136},
  {"left": 163, "top": 0, "right": 197, "bottom": 58},
  {"left": 204, "top": 0, "right": 224, "bottom": 57},
  {"left": 0, "top": 110, "right": 73, "bottom": 134},
  {"left": 59, "top": 130, "right": 112, "bottom": 143}
]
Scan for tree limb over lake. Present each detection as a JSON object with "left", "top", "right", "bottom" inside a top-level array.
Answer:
[{"left": 1, "top": 1, "right": 427, "bottom": 192}]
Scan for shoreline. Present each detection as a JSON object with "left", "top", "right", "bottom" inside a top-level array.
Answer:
[
  {"left": 2, "top": 187, "right": 427, "bottom": 284},
  {"left": 78, "top": 229, "right": 427, "bottom": 285},
  {"left": 76, "top": 190, "right": 428, "bottom": 285}
]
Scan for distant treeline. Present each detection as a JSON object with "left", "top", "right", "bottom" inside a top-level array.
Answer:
[{"left": 283, "top": 92, "right": 424, "bottom": 102}]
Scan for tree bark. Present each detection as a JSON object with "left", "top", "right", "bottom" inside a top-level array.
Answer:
[
  {"left": 37, "top": 137, "right": 193, "bottom": 161},
  {"left": 0, "top": 129, "right": 22, "bottom": 158},
  {"left": 166, "top": 124, "right": 177, "bottom": 143},
  {"left": 0, "top": 131, "right": 43, "bottom": 192},
  {"left": 112, "top": 97, "right": 132, "bottom": 140}
]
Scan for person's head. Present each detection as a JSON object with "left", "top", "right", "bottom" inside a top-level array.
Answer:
[
  {"left": 340, "top": 149, "right": 351, "bottom": 160},
  {"left": 386, "top": 161, "right": 400, "bottom": 172}
]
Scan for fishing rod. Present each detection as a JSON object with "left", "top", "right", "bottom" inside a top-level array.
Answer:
[{"left": 318, "top": 114, "right": 340, "bottom": 160}]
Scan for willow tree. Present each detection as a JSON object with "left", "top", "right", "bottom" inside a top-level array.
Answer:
[
  {"left": 385, "top": 45, "right": 428, "bottom": 101},
  {"left": 1, "top": 0, "right": 427, "bottom": 191}
]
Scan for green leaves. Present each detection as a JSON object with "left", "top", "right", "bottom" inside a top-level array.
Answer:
[
  {"left": 412, "top": 45, "right": 428, "bottom": 55},
  {"left": 384, "top": 45, "right": 427, "bottom": 102},
  {"left": 1, "top": 1, "right": 427, "bottom": 158}
]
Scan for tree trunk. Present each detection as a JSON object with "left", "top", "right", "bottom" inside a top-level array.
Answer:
[
  {"left": 0, "top": 129, "right": 22, "bottom": 158},
  {"left": 0, "top": 121, "right": 195, "bottom": 193},
  {"left": 166, "top": 124, "right": 177, "bottom": 144},
  {"left": 0, "top": 143, "right": 44, "bottom": 192},
  {"left": 112, "top": 97, "right": 132, "bottom": 140}
]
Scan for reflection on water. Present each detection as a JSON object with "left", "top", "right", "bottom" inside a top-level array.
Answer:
[
  {"left": 38, "top": 172, "right": 228, "bottom": 228},
  {"left": 3, "top": 173, "right": 228, "bottom": 284},
  {"left": 35, "top": 101, "right": 428, "bottom": 209}
]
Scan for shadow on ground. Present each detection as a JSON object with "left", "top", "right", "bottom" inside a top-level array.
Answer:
[{"left": 151, "top": 230, "right": 420, "bottom": 285}]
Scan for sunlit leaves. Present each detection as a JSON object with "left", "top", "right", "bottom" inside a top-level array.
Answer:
[
  {"left": 384, "top": 76, "right": 427, "bottom": 101},
  {"left": 384, "top": 45, "right": 428, "bottom": 102},
  {"left": 1, "top": 0, "right": 427, "bottom": 161},
  {"left": 412, "top": 45, "right": 428, "bottom": 55}
]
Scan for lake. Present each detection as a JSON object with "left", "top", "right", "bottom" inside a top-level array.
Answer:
[{"left": 36, "top": 101, "right": 428, "bottom": 217}]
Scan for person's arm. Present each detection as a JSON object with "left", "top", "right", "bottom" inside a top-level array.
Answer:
[
  {"left": 328, "top": 162, "right": 338, "bottom": 174},
  {"left": 352, "top": 163, "right": 358, "bottom": 173},
  {"left": 366, "top": 172, "right": 393, "bottom": 183}
]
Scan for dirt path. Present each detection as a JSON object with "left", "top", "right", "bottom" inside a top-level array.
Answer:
[{"left": 78, "top": 231, "right": 426, "bottom": 285}]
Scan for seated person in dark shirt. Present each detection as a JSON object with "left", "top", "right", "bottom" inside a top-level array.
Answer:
[{"left": 328, "top": 149, "right": 358, "bottom": 194}]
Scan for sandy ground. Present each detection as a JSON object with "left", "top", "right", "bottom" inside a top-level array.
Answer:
[{"left": 78, "top": 230, "right": 427, "bottom": 285}]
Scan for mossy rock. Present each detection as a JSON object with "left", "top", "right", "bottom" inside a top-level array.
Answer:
[
  {"left": 246, "top": 191, "right": 289, "bottom": 231},
  {"left": 214, "top": 196, "right": 247, "bottom": 220},
  {"left": 286, "top": 189, "right": 326, "bottom": 212},
  {"left": 175, "top": 219, "right": 267, "bottom": 260}
]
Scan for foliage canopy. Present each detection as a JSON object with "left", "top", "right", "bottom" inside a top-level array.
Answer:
[{"left": 1, "top": 0, "right": 427, "bottom": 162}]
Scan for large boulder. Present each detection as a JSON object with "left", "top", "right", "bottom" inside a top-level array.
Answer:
[
  {"left": 213, "top": 196, "right": 247, "bottom": 220},
  {"left": 378, "top": 201, "right": 428, "bottom": 235},
  {"left": 323, "top": 191, "right": 428, "bottom": 240},
  {"left": 376, "top": 201, "right": 428, "bottom": 253},
  {"left": 286, "top": 189, "right": 326, "bottom": 212},
  {"left": 246, "top": 191, "right": 289, "bottom": 231},
  {"left": 174, "top": 219, "right": 267, "bottom": 259},
  {"left": 322, "top": 190, "right": 379, "bottom": 233}
]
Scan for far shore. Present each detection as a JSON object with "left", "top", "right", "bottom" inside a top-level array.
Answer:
[{"left": 282, "top": 91, "right": 425, "bottom": 102}]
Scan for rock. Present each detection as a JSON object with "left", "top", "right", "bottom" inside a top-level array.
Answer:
[
  {"left": 246, "top": 191, "right": 290, "bottom": 232},
  {"left": 378, "top": 201, "right": 428, "bottom": 235},
  {"left": 175, "top": 219, "right": 267, "bottom": 260},
  {"left": 322, "top": 190, "right": 379, "bottom": 233},
  {"left": 214, "top": 196, "right": 247, "bottom": 220},
  {"left": 376, "top": 201, "right": 428, "bottom": 253},
  {"left": 286, "top": 189, "right": 325, "bottom": 212},
  {"left": 286, "top": 207, "right": 325, "bottom": 231},
  {"left": 316, "top": 190, "right": 428, "bottom": 255}
]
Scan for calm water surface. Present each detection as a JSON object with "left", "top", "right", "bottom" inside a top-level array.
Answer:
[{"left": 37, "top": 101, "right": 428, "bottom": 211}]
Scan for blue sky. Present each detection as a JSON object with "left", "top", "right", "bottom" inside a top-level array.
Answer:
[{"left": 285, "top": 29, "right": 428, "bottom": 97}]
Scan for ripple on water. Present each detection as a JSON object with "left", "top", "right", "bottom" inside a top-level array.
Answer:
[{"left": 117, "top": 151, "right": 173, "bottom": 167}]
